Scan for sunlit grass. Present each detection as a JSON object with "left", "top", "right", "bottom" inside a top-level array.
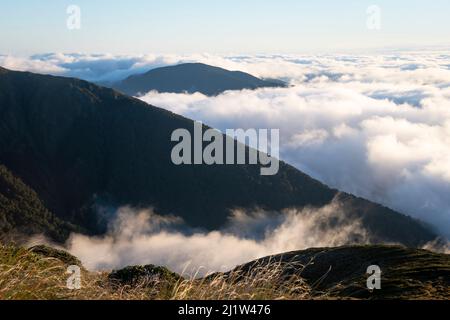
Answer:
[
  {"left": 0, "top": 244, "right": 313, "bottom": 300},
  {"left": 1, "top": 244, "right": 448, "bottom": 300}
]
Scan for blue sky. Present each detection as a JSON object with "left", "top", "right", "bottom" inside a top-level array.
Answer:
[{"left": 1, "top": 0, "right": 449, "bottom": 55}]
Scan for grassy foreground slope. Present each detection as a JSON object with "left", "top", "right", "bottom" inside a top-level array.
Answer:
[
  {"left": 0, "top": 244, "right": 448, "bottom": 300},
  {"left": 228, "top": 245, "right": 450, "bottom": 299}
]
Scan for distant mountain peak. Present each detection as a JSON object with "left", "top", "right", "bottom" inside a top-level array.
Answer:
[{"left": 112, "top": 62, "right": 287, "bottom": 96}]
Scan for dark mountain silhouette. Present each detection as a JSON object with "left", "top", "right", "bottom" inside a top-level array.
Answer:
[
  {"left": 111, "top": 63, "right": 286, "bottom": 96},
  {"left": 0, "top": 67, "right": 437, "bottom": 246}
]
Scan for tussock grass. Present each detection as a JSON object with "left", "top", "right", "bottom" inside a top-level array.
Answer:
[
  {"left": 0, "top": 244, "right": 313, "bottom": 300},
  {"left": 0, "top": 244, "right": 150, "bottom": 300},
  {"left": 2, "top": 244, "right": 447, "bottom": 300},
  {"left": 172, "top": 259, "right": 312, "bottom": 300}
]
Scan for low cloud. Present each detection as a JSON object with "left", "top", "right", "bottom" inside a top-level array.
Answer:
[
  {"left": 2, "top": 51, "right": 450, "bottom": 85},
  {"left": 65, "top": 203, "right": 368, "bottom": 276}
]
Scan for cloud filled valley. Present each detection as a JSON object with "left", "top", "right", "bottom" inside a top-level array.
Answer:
[
  {"left": 4, "top": 51, "right": 450, "bottom": 271},
  {"left": 56, "top": 203, "right": 368, "bottom": 276},
  {"left": 136, "top": 53, "right": 450, "bottom": 238}
]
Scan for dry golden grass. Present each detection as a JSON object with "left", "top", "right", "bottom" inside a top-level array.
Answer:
[
  {"left": 4, "top": 243, "right": 446, "bottom": 300},
  {"left": 173, "top": 260, "right": 312, "bottom": 300},
  {"left": 0, "top": 244, "right": 154, "bottom": 300},
  {"left": 0, "top": 244, "right": 313, "bottom": 300}
]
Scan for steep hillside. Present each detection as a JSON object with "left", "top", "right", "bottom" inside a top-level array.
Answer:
[
  {"left": 0, "top": 165, "right": 75, "bottom": 242},
  {"left": 0, "top": 67, "right": 437, "bottom": 246},
  {"left": 112, "top": 63, "right": 286, "bottom": 96}
]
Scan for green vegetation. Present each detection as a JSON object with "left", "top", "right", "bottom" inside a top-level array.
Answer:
[
  {"left": 0, "top": 165, "right": 76, "bottom": 242},
  {"left": 29, "top": 245, "right": 82, "bottom": 266},
  {"left": 109, "top": 264, "right": 182, "bottom": 286}
]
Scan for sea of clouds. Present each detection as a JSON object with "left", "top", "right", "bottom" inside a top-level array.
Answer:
[
  {"left": 134, "top": 52, "right": 450, "bottom": 239},
  {"left": 5, "top": 52, "right": 450, "bottom": 272}
]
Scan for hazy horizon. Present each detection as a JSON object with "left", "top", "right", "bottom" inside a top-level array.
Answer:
[{"left": 1, "top": 0, "right": 450, "bottom": 55}]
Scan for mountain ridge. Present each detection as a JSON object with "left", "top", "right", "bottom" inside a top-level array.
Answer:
[{"left": 112, "top": 62, "right": 287, "bottom": 96}]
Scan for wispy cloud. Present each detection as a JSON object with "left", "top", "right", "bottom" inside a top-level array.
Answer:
[{"left": 64, "top": 203, "right": 368, "bottom": 275}]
